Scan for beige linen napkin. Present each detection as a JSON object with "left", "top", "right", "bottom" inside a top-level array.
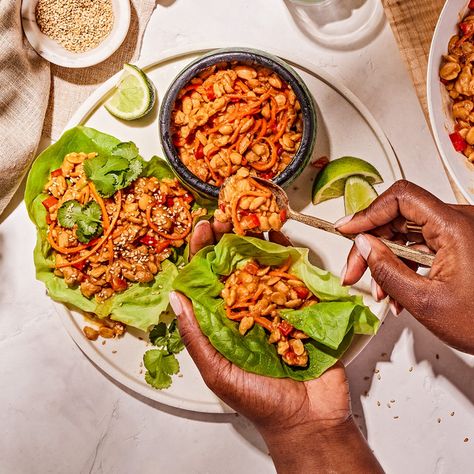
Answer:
[
  {"left": 0, "top": 0, "right": 50, "bottom": 216},
  {"left": 43, "top": 0, "right": 157, "bottom": 140}
]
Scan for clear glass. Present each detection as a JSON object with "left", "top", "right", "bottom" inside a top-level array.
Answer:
[{"left": 285, "top": 0, "right": 384, "bottom": 50}]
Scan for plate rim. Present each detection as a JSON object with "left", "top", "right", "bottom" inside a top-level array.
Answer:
[
  {"left": 59, "top": 43, "right": 398, "bottom": 413},
  {"left": 427, "top": 0, "right": 474, "bottom": 204}
]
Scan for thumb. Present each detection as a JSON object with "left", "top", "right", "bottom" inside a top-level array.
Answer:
[
  {"left": 169, "top": 291, "right": 227, "bottom": 387},
  {"left": 354, "top": 234, "right": 434, "bottom": 315}
]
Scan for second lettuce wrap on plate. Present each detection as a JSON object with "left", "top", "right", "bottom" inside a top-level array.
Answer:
[{"left": 173, "top": 234, "right": 380, "bottom": 380}]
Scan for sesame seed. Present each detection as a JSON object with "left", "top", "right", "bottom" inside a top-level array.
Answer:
[{"left": 35, "top": 0, "right": 114, "bottom": 53}]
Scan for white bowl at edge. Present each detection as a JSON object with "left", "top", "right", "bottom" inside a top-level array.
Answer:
[{"left": 427, "top": 0, "right": 474, "bottom": 203}]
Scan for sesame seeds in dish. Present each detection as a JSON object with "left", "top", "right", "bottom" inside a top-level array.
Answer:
[
  {"left": 43, "top": 152, "right": 205, "bottom": 303},
  {"left": 35, "top": 0, "right": 114, "bottom": 53}
]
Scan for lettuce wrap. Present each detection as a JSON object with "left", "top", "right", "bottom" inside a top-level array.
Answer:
[
  {"left": 173, "top": 234, "right": 379, "bottom": 380},
  {"left": 25, "top": 126, "right": 182, "bottom": 332}
]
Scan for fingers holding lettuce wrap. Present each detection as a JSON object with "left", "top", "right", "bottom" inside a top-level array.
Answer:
[{"left": 173, "top": 234, "right": 379, "bottom": 380}]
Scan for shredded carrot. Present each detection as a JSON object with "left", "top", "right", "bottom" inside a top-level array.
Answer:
[
  {"left": 229, "top": 123, "right": 243, "bottom": 145},
  {"left": 258, "top": 118, "right": 267, "bottom": 139},
  {"left": 251, "top": 285, "right": 265, "bottom": 302},
  {"left": 268, "top": 97, "right": 277, "bottom": 130},
  {"left": 47, "top": 225, "right": 96, "bottom": 255},
  {"left": 250, "top": 137, "right": 277, "bottom": 171},
  {"left": 273, "top": 113, "right": 288, "bottom": 142},
  {"left": 225, "top": 306, "right": 247, "bottom": 321},
  {"left": 278, "top": 257, "right": 292, "bottom": 272},
  {"left": 251, "top": 119, "right": 262, "bottom": 135},
  {"left": 146, "top": 200, "right": 192, "bottom": 240},
  {"left": 268, "top": 270, "right": 300, "bottom": 280},
  {"left": 254, "top": 316, "right": 273, "bottom": 332},
  {"left": 204, "top": 156, "right": 221, "bottom": 184},
  {"left": 79, "top": 185, "right": 90, "bottom": 205},
  {"left": 236, "top": 80, "right": 250, "bottom": 92},
  {"left": 54, "top": 191, "right": 122, "bottom": 269},
  {"left": 248, "top": 177, "right": 272, "bottom": 194},
  {"left": 89, "top": 182, "right": 110, "bottom": 230}
]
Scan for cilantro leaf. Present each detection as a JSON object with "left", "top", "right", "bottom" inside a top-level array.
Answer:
[
  {"left": 144, "top": 349, "right": 180, "bottom": 390},
  {"left": 124, "top": 158, "right": 143, "bottom": 186},
  {"left": 57, "top": 200, "right": 82, "bottom": 228},
  {"left": 148, "top": 319, "right": 185, "bottom": 355},
  {"left": 112, "top": 142, "right": 139, "bottom": 161},
  {"left": 167, "top": 329, "right": 184, "bottom": 354},
  {"left": 82, "top": 201, "right": 102, "bottom": 224},
  {"left": 83, "top": 142, "right": 145, "bottom": 197},
  {"left": 57, "top": 199, "right": 103, "bottom": 243},
  {"left": 149, "top": 322, "right": 167, "bottom": 346},
  {"left": 76, "top": 220, "right": 102, "bottom": 243},
  {"left": 83, "top": 155, "right": 129, "bottom": 197}
]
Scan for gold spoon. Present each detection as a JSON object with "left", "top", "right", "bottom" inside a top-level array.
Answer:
[{"left": 252, "top": 177, "right": 435, "bottom": 267}]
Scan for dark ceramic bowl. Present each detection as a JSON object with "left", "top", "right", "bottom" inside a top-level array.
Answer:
[{"left": 159, "top": 47, "right": 317, "bottom": 199}]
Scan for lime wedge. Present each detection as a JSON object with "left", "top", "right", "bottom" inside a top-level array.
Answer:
[
  {"left": 105, "top": 64, "right": 156, "bottom": 120},
  {"left": 312, "top": 156, "right": 383, "bottom": 205},
  {"left": 344, "top": 176, "right": 378, "bottom": 215}
]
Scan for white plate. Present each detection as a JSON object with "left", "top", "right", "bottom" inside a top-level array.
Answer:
[
  {"left": 56, "top": 45, "right": 401, "bottom": 413},
  {"left": 21, "top": 0, "right": 130, "bottom": 68},
  {"left": 428, "top": 0, "right": 474, "bottom": 203}
]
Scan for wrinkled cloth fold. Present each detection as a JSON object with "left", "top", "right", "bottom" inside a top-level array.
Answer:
[
  {"left": 0, "top": 0, "right": 50, "bottom": 217},
  {"left": 0, "top": 0, "right": 157, "bottom": 217}
]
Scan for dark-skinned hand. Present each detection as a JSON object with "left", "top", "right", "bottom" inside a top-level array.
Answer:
[
  {"left": 336, "top": 180, "right": 474, "bottom": 355},
  {"left": 170, "top": 220, "right": 382, "bottom": 473}
]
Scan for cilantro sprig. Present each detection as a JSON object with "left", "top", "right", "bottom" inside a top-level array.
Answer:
[
  {"left": 144, "top": 319, "right": 184, "bottom": 390},
  {"left": 57, "top": 200, "right": 103, "bottom": 243},
  {"left": 83, "top": 142, "right": 144, "bottom": 197}
]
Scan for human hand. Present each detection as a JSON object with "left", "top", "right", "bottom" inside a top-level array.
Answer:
[
  {"left": 336, "top": 180, "right": 474, "bottom": 354},
  {"left": 170, "top": 220, "right": 382, "bottom": 473}
]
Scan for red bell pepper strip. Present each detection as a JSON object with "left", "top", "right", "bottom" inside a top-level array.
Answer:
[
  {"left": 206, "top": 86, "right": 216, "bottom": 101},
  {"left": 42, "top": 196, "right": 58, "bottom": 211},
  {"left": 195, "top": 143, "right": 204, "bottom": 160},
  {"left": 72, "top": 260, "right": 86, "bottom": 271},
  {"left": 140, "top": 236, "right": 172, "bottom": 253},
  {"left": 460, "top": 21, "right": 474, "bottom": 37},
  {"left": 111, "top": 276, "right": 127, "bottom": 292},
  {"left": 279, "top": 209, "right": 287, "bottom": 223},
  {"left": 260, "top": 171, "right": 276, "bottom": 180},
  {"left": 241, "top": 213, "right": 260, "bottom": 229},
  {"left": 449, "top": 131, "right": 468, "bottom": 152},
  {"left": 51, "top": 168, "right": 62, "bottom": 177},
  {"left": 278, "top": 320, "right": 293, "bottom": 337},
  {"left": 294, "top": 286, "right": 310, "bottom": 299}
]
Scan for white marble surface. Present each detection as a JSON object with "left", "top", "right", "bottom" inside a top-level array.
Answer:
[{"left": 1, "top": 0, "right": 473, "bottom": 472}]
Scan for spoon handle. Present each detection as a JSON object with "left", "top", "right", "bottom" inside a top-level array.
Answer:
[{"left": 289, "top": 211, "right": 434, "bottom": 267}]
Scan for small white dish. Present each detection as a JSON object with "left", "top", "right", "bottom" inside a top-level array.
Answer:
[
  {"left": 427, "top": 0, "right": 474, "bottom": 203},
  {"left": 21, "top": 0, "right": 131, "bottom": 68}
]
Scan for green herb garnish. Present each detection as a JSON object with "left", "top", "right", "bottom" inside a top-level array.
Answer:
[
  {"left": 57, "top": 199, "right": 103, "bottom": 243},
  {"left": 143, "top": 349, "right": 180, "bottom": 390},
  {"left": 144, "top": 319, "right": 184, "bottom": 389},
  {"left": 83, "top": 141, "right": 144, "bottom": 197}
]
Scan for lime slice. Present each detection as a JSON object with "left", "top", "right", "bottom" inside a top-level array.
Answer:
[
  {"left": 344, "top": 176, "right": 378, "bottom": 215},
  {"left": 312, "top": 156, "right": 383, "bottom": 205},
  {"left": 104, "top": 64, "right": 156, "bottom": 120}
]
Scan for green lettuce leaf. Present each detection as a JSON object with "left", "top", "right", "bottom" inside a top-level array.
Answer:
[
  {"left": 25, "top": 126, "right": 180, "bottom": 332},
  {"left": 173, "top": 234, "right": 379, "bottom": 381}
]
